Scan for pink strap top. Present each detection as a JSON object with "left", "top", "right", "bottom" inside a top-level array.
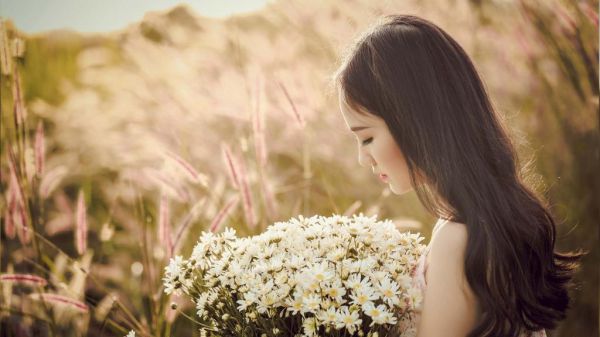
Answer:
[{"left": 408, "top": 219, "right": 547, "bottom": 337}]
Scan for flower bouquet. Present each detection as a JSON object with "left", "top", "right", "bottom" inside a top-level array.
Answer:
[{"left": 163, "top": 214, "right": 426, "bottom": 337}]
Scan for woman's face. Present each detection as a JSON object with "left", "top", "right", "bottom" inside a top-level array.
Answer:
[{"left": 339, "top": 90, "right": 413, "bottom": 195}]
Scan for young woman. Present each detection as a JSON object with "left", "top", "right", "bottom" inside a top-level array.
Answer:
[{"left": 334, "top": 15, "right": 583, "bottom": 337}]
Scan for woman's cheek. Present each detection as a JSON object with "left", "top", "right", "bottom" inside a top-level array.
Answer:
[
  {"left": 384, "top": 140, "right": 413, "bottom": 193},
  {"left": 382, "top": 138, "right": 403, "bottom": 171}
]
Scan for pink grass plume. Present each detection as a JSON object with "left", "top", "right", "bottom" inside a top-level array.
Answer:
[
  {"left": 7, "top": 149, "right": 25, "bottom": 208},
  {"left": 31, "top": 293, "right": 89, "bottom": 313},
  {"left": 253, "top": 129, "right": 267, "bottom": 168},
  {"left": 252, "top": 74, "right": 268, "bottom": 167},
  {"left": 260, "top": 177, "right": 278, "bottom": 221},
  {"left": 39, "top": 165, "right": 68, "bottom": 199},
  {"left": 221, "top": 143, "right": 240, "bottom": 190},
  {"left": 1, "top": 273, "right": 47, "bottom": 287},
  {"left": 4, "top": 207, "right": 15, "bottom": 238},
  {"left": 5, "top": 170, "right": 18, "bottom": 239},
  {"left": 236, "top": 154, "right": 257, "bottom": 228},
  {"left": 75, "top": 189, "right": 88, "bottom": 255},
  {"left": 554, "top": 5, "right": 577, "bottom": 35},
  {"left": 34, "top": 120, "right": 45, "bottom": 176},
  {"left": 172, "top": 197, "right": 206, "bottom": 254},
  {"left": 12, "top": 64, "right": 27, "bottom": 126},
  {"left": 166, "top": 151, "right": 208, "bottom": 186},
  {"left": 579, "top": 2, "right": 599, "bottom": 30},
  {"left": 277, "top": 81, "right": 306, "bottom": 129},
  {"left": 209, "top": 195, "right": 240, "bottom": 233},
  {"left": 0, "top": 19, "right": 12, "bottom": 75},
  {"left": 158, "top": 193, "right": 173, "bottom": 258},
  {"left": 7, "top": 153, "right": 30, "bottom": 244},
  {"left": 15, "top": 202, "right": 31, "bottom": 244},
  {"left": 146, "top": 168, "right": 190, "bottom": 202}
]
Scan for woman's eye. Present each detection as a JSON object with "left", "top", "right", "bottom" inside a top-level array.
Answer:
[{"left": 361, "top": 137, "right": 373, "bottom": 146}]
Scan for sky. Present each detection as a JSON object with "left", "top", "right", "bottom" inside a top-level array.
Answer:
[{"left": 0, "top": 0, "right": 270, "bottom": 33}]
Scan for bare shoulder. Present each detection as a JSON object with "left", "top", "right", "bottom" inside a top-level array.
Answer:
[
  {"left": 427, "top": 220, "right": 473, "bottom": 294},
  {"left": 427, "top": 221, "right": 470, "bottom": 281},
  {"left": 430, "top": 220, "right": 469, "bottom": 252},
  {"left": 418, "top": 220, "right": 479, "bottom": 335}
]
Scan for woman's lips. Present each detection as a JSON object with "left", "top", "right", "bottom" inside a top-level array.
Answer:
[{"left": 379, "top": 174, "right": 389, "bottom": 183}]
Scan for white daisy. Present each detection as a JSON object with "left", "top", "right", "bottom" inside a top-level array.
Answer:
[
  {"left": 346, "top": 221, "right": 367, "bottom": 237},
  {"left": 302, "top": 317, "right": 318, "bottom": 337},
  {"left": 196, "top": 292, "right": 211, "bottom": 318},
  {"left": 345, "top": 274, "right": 362, "bottom": 290},
  {"left": 316, "top": 306, "right": 338, "bottom": 324},
  {"left": 335, "top": 306, "right": 362, "bottom": 334},
  {"left": 285, "top": 295, "right": 304, "bottom": 315},
  {"left": 309, "top": 261, "right": 333, "bottom": 283},
  {"left": 237, "top": 292, "right": 257, "bottom": 311},
  {"left": 302, "top": 294, "right": 321, "bottom": 313},
  {"left": 349, "top": 286, "right": 378, "bottom": 309},
  {"left": 363, "top": 303, "right": 393, "bottom": 326},
  {"left": 324, "top": 280, "right": 347, "bottom": 303},
  {"left": 378, "top": 277, "right": 401, "bottom": 306}
]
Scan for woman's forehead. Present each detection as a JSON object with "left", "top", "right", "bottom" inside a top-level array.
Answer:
[
  {"left": 340, "top": 101, "right": 365, "bottom": 125},
  {"left": 339, "top": 94, "right": 380, "bottom": 127},
  {"left": 339, "top": 91, "right": 367, "bottom": 118}
]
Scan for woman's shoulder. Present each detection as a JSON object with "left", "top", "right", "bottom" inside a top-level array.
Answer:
[
  {"left": 419, "top": 219, "right": 479, "bottom": 334},
  {"left": 427, "top": 219, "right": 471, "bottom": 286},
  {"left": 430, "top": 219, "right": 468, "bottom": 248}
]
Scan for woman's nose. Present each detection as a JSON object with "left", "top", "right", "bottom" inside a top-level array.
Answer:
[{"left": 358, "top": 149, "right": 374, "bottom": 170}]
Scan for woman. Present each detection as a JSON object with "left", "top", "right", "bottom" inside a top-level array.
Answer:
[{"left": 333, "top": 15, "right": 583, "bottom": 337}]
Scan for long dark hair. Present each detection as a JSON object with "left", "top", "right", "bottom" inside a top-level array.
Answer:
[{"left": 334, "top": 15, "right": 584, "bottom": 337}]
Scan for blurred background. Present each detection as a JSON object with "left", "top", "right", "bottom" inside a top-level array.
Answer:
[{"left": 0, "top": 0, "right": 597, "bottom": 336}]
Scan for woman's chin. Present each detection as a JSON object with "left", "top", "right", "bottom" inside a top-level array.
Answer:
[{"left": 389, "top": 182, "right": 413, "bottom": 195}]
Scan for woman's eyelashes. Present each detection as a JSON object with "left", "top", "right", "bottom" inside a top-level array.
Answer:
[{"left": 361, "top": 137, "right": 373, "bottom": 146}]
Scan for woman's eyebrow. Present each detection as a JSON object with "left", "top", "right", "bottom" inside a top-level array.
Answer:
[{"left": 350, "top": 126, "right": 371, "bottom": 132}]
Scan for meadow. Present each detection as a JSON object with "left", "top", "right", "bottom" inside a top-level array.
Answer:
[{"left": 0, "top": 0, "right": 597, "bottom": 336}]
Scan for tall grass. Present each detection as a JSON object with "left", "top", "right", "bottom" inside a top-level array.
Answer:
[
  {"left": 515, "top": 1, "right": 598, "bottom": 335},
  {"left": 1, "top": 0, "right": 597, "bottom": 335}
]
